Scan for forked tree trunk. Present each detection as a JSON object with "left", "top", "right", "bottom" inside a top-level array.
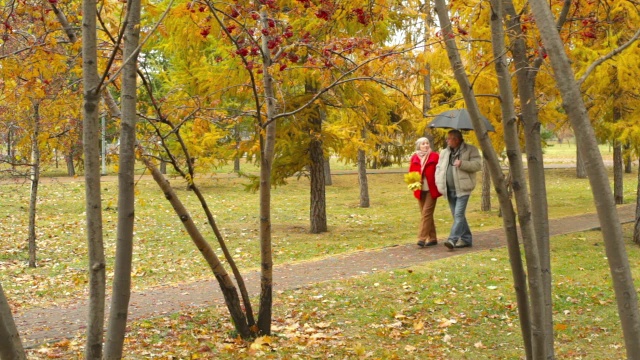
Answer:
[
  {"left": 0, "top": 282, "right": 25, "bottom": 359},
  {"left": 358, "top": 129, "right": 370, "bottom": 208},
  {"left": 433, "top": 2, "right": 534, "bottom": 358},
  {"left": 481, "top": 159, "right": 491, "bottom": 211},
  {"left": 141, "top": 157, "right": 251, "bottom": 338},
  {"left": 489, "top": 3, "right": 548, "bottom": 357},
  {"left": 104, "top": 0, "right": 141, "bottom": 357},
  {"left": 28, "top": 103, "right": 40, "bottom": 269},
  {"left": 503, "top": 0, "right": 554, "bottom": 354},
  {"left": 82, "top": 0, "right": 106, "bottom": 355},
  {"left": 613, "top": 140, "right": 624, "bottom": 204},
  {"left": 528, "top": 0, "right": 640, "bottom": 356}
]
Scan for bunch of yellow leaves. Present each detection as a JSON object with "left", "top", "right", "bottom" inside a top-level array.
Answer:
[{"left": 404, "top": 171, "right": 422, "bottom": 191}]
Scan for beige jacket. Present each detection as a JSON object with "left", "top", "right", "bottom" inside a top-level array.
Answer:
[{"left": 435, "top": 142, "right": 482, "bottom": 196}]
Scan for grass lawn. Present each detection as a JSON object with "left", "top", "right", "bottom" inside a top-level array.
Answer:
[
  {"left": 26, "top": 224, "right": 640, "bottom": 359},
  {"left": 0, "top": 166, "right": 637, "bottom": 310}
]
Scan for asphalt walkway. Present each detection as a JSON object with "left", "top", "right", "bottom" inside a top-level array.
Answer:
[{"left": 13, "top": 204, "right": 637, "bottom": 348}]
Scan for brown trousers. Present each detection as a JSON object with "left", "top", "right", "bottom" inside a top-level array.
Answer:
[{"left": 417, "top": 191, "right": 438, "bottom": 242}]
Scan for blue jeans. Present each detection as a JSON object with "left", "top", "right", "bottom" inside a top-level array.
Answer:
[{"left": 447, "top": 190, "right": 472, "bottom": 245}]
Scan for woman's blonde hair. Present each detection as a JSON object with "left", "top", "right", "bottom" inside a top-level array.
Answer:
[{"left": 415, "top": 137, "right": 431, "bottom": 151}]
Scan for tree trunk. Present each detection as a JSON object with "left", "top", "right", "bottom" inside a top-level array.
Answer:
[
  {"left": 433, "top": 2, "right": 534, "bottom": 359},
  {"left": 28, "top": 103, "right": 41, "bottom": 269},
  {"left": 421, "top": 0, "right": 432, "bottom": 118},
  {"left": 141, "top": 156, "right": 252, "bottom": 338},
  {"left": 257, "top": 8, "right": 276, "bottom": 335},
  {"left": 481, "top": 159, "right": 491, "bottom": 211},
  {"left": 614, "top": 140, "right": 624, "bottom": 204},
  {"left": 104, "top": 1, "right": 141, "bottom": 357},
  {"left": 65, "top": 151, "right": 75, "bottom": 176},
  {"left": 528, "top": 0, "right": 640, "bottom": 356},
  {"left": 82, "top": 0, "right": 106, "bottom": 356},
  {"left": 0, "top": 282, "right": 25, "bottom": 360},
  {"left": 323, "top": 156, "right": 332, "bottom": 186},
  {"left": 489, "top": 3, "right": 548, "bottom": 357},
  {"left": 624, "top": 143, "right": 632, "bottom": 174},
  {"left": 634, "top": 159, "right": 640, "bottom": 245},
  {"left": 234, "top": 123, "right": 241, "bottom": 173},
  {"left": 576, "top": 140, "right": 587, "bottom": 178},
  {"left": 307, "top": 80, "right": 327, "bottom": 234},
  {"left": 357, "top": 151, "right": 370, "bottom": 208},
  {"left": 504, "top": 1, "right": 554, "bottom": 355}
]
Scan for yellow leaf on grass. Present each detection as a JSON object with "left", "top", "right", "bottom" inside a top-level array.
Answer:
[
  {"left": 250, "top": 336, "right": 272, "bottom": 350},
  {"left": 555, "top": 323, "right": 568, "bottom": 331}
]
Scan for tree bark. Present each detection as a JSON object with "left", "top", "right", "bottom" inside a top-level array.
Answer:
[
  {"left": 28, "top": 103, "right": 40, "bottom": 269},
  {"left": 104, "top": 0, "right": 142, "bottom": 357},
  {"left": 307, "top": 80, "right": 327, "bottom": 233},
  {"left": 433, "top": 1, "right": 534, "bottom": 358},
  {"left": 0, "top": 282, "right": 25, "bottom": 360},
  {"left": 576, "top": 139, "right": 587, "bottom": 178},
  {"left": 481, "top": 159, "right": 491, "bottom": 211},
  {"left": 634, "top": 159, "right": 640, "bottom": 245},
  {"left": 613, "top": 140, "right": 624, "bottom": 204},
  {"left": 323, "top": 156, "right": 332, "bottom": 186},
  {"left": 358, "top": 153, "right": 370, "bottom": 208},
  {"left": 421, "top": 0, "right": 432, "bottom": 118},
  {"left": 503, "top": 0, "right": 554, "bottom": 355},
  {"left": 65, "top": 151, "right": 75, "bottom": 176},
  {"left": 257, "top": 9, "right": 275, "bottom": 335},
  {"left": 82, "top": 0, "right": 106, "bottom": 356},
  {"left": 489, "top": 2, "right": 548, "bottom": 357},
  {"left": 528, "top": 0, "right": 640, "bottom": 356}
]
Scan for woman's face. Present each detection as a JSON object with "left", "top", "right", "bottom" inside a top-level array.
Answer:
[{"left": 419, "top": 141, "right": 430, "bottom": 152}]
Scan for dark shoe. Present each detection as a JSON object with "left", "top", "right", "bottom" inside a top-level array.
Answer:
[
  {"left": 417, "top": 240, "right": 426, "bottom": 247},
  {"left": 424, "top": 240, "right": 438, "bottom": 247},
  {"left": 455, "top": 241, "right": 472, "bottom": 248},
  {"left": 444, "top": 239, "right": 456, "bottom": 250}
]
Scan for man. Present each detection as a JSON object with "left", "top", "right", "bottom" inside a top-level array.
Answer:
[{"left": 435, "top": 129, "right": 482, "bottom": 249}]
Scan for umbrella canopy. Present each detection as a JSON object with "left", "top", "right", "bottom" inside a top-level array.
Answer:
[{"left": 428, "top": 109, "right": 495, "bottom": 132}]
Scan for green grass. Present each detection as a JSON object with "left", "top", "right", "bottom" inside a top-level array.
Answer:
[
  {"left": 0, "top": 167, "right": 637, "bottom": 310},
  {"left": 27, "top": 224, "right": 639, "bottom": 359}
]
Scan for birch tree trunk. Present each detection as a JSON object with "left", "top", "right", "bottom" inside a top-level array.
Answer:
[
  {"left": 503, "top": 0, "right": 554, "bottom": 354},
  {"left": 421, "top": 0, "right": 432, "bottom": 118},
  {"left": 257, "top": 9, "right": 276, "bottom": 335},
  {"left": 433, "top": 1, "right": 534, "bottom": 358},
  {"left": 104, "top": 0, "right": 141, "bottom": 357},
  {"left": 82, "top": 0, "right": 106, "bottom": 356},
  {"left": 528, "top": 0, "right": 640, "bottom": 356},
  {"left": 0, "top": 282, "right": 25, "bottom": 360},
  {"left": 489, "top": 2, "right": 548, "bottom": 356},
  {"left": 28, "top": 103, "right": 40, "bottom": 269}
]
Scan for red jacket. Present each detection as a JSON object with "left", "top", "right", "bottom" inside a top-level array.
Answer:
[{"left": 409, "top": 152, "right": 442, "bottom": 200}]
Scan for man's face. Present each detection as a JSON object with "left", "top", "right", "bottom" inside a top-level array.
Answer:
[{"left": 446, "top": 134, "right": 461, "bottom": 149}]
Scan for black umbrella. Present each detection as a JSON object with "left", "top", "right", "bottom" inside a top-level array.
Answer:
[{"left": 428, "top": 109, "right": 495, "bottom": 132}]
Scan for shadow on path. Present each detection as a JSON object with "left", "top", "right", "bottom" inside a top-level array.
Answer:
[{"left": 14, "top": 204, "right": 636, "bottom": 347}]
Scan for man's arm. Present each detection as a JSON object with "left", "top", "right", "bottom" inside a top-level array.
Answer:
[{"left": 459, "top": 145, "right": 482, "bottom": 173}]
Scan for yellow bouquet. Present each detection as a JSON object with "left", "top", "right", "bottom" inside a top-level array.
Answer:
[{"left": 404, "top": 171, "right": 422, "bottom": 191}]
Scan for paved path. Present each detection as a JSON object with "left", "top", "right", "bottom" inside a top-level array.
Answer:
[{"left": 14, "top": 204, "right": 636, "bottom": 348}]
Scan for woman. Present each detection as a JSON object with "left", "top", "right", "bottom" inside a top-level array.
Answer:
[{"left": 409, "top": 137, "right": 442, "bottom": 247}]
